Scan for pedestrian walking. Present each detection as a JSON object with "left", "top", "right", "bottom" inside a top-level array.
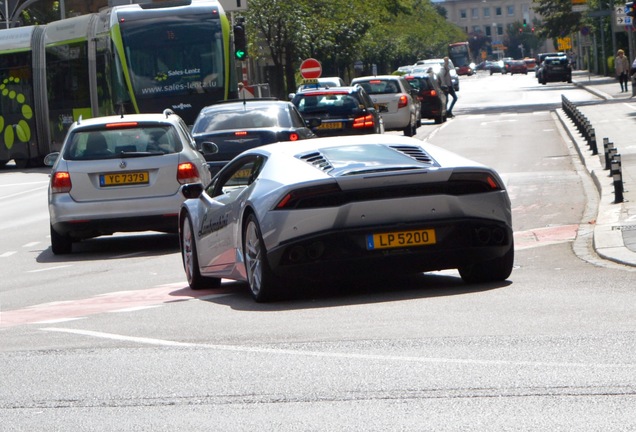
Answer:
[
  {"left": 439, "top": 57, "right": 458, "bottom": 118},
  {"left": 615, "top": 49, "right": 630, "bottom": 93}
]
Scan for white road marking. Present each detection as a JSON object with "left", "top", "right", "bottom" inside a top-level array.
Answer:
[
  {"left": 0, "top": 185, "right": 48, "bottom": 201},
  {"left": 27, "top": 265, "right": 73, "bottom": 273},
  {"left": 22, "top": 242, "right": 40, "bottom": 248},
  {"left": 35, "top": 318, "right": 85, "bottom": 324},
  {"left": 109, "top": 305, "right": 163, "bottom": 313},
  {"left": 0, "top": 251, "right": 17, "bottom": 258},
  {"left": 41, "top": 327, "right": 636, "bottom": 369}
]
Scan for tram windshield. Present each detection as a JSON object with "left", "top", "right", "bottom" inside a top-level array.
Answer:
[{"left": 120, "top": 14, "right": 225, "bottom": 99}]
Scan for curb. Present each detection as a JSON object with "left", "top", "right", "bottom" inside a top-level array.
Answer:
[{"left": 554, "top": 107, "right": 636, "bottom": 267}]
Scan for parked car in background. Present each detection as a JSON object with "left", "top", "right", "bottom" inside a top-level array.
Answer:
[
  {"left": 404, "top": 72, "right": 447, "bottom": 124},
  {"left": 523, "top": 57, "right": 537, "bottom": 71},
  {"left": 415, "top": 58, "right": 460, "bottom": 91},
  {"left": 291, "top": 85, "right": 384, "bottom": 137},
  {"left": 350, "top": 75, "right": 419, "bottom": 136},
  {"left": 396, "top": 65, "right": 414, "bottom": 75},
  {"left": 506, "top": 60, "right": 528, "bottom": 75},
  {"left": 191, "top": 99, "right": 316, "bottom": 175},
  {"left": 486, "top": 60, "right": 506, "bottom": 75},
  {"left": 178, "top": 134, "right": 514, "bottom": 302},
  {"left": 45, "top": 110, "right": 212, "bottom": 254},
  {"left": 537, "top": 55, "right": 572, "bottom": 85}
]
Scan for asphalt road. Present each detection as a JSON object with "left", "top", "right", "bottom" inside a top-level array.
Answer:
[{"left": 1, "top": 71, "right": 636, "bottom": 431}]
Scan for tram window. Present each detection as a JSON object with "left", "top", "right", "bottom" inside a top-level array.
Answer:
[
  {"left": 120, "top": 15, "right": 224, "bottom": 97},
  {"left": 46, "top": 42, "right": 90, "bottom": 110}
]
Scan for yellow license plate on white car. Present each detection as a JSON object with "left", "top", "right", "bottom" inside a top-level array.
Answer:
[
  {"left": 99, "top": 171, "right": 149, "bottom": 187},
  {"left": 366, "top": 229, "right": 436, "bottom": 250},
  {"left": 317, "top": 122, "right": 343, "bottom": 130}
]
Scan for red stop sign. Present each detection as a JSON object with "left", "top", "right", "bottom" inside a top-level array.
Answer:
[{"left": 300, "top": 58, "right": 322, "bottom": 79}]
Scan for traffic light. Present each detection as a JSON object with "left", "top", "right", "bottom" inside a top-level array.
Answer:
[
  {"left": 233, "top": 24, "right": 247, "bottom": 60},
  {"left": 626, "top": 2, "right": 635, "bottom": 18},
  {"left": 523, "top": 19, "right": 527, "bottom": 27}
]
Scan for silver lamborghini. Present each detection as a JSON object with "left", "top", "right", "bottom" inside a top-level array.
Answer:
[{"left": 178, "top": 134, "right": 513, "bottom": 302}]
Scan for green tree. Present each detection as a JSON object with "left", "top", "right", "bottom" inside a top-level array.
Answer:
[
  {"left": 246, "top": 0, "right": 468, "bottom": 98},
  {"left": 245, "top": 0, "right": 312, "bottom": 97},
  {"left": 532, "top": 0, "right": 584, "bottom": 39}
]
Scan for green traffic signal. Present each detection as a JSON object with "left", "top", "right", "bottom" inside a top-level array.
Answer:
[{"left": 233, "top": 24, "right": 248, "bottom": 60}]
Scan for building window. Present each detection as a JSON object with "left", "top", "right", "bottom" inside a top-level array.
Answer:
[
  {"left": 472, "top": 8, "right": 479, "bottom": 18},
  {"left": 495, "top": 7, "right": 502, "bottom": 16},
  {"left": 483, "top": 7, "right": 490, "bottom": 17},
  {"left": 497, "top": 25, "right": 504, "bottom": 36},
  {"left": 485, "top": 26, "right": 492, "bottom": 36},
  {"left": 472, "top": 25, "right": 481, "bottom": 33},
  {"left": 507, "top": 5, "right": 515, "bottom": 16},
  {"left": 460, "top": 9, "right": 467, "bottom": 19}
]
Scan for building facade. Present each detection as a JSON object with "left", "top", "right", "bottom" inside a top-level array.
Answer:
[{"left": 439, "top": 0, "right": 554, "bottom": 58}]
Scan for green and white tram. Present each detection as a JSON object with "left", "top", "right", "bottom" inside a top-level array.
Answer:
[{"left": 0, "top": 0, "right": 237, "bottom": 168}]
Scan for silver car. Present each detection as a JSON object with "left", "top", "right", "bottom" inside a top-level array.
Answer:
[
  {"left": 179, "top": 134, "right": 514, "bottom": 302},
  {"left": 350, "top": 75, "right": 419, "bottom": 136},
  {"left": 415, "top": 58, "right": 460, "bottom": 91},
  {"left": 45, "top": 110, "right": 212, "bottom": 254}
]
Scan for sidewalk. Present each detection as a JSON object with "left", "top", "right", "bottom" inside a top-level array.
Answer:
[{"left": 557, "top": 70, "right": 636, "bottom": 267}]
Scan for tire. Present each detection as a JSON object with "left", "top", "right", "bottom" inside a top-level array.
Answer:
[
  {"left": 180, "top": 214, "right": 221, "bottom": 290},
  {"left": 403, "top": 119, "right": 415, "bottom": 137},
  {"left": 50, "top": 225, "right": 72, "bottom": 255},
  {"left": 243, "top": 213, "right": 280, "bottom": 302},
  {"left": 13, "top": 158, "right": 28, "bottom": 169},
  {"left": 459, "top": 243, "right": 514, "bottom": 284}
]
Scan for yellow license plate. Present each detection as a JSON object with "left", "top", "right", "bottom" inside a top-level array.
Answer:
[
  {"left": 367, "top": 229, "right": 436, "bottom": 250},
  {"left": 317, "top": 122, "right": 343, "bottom": 130},
  {"left": 100, "top": 171, "right": 149, "bottom": 187}
]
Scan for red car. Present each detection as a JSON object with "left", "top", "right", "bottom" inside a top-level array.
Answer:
[{"left": 506, "top": 60, "right": 528, "bottom": 75}]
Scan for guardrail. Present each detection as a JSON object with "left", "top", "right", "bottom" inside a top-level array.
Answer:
[{"left": 561, "top": 95, "right": 624, "bottom": 203}]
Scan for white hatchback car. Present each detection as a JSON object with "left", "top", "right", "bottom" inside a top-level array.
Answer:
[
  {"left": 45, "top": 110, "right": 212, "bottom": 254},
  {"left": 350, "top": 75, "right": 419, "bottom": 136}
]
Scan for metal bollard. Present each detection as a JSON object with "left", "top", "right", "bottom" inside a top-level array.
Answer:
[
  {"left": 611, "top": 154, "right": 624, "bottom": 203},
  {"left": 589, "top": 129, "right": 598, "bottom": 155},
  {"left": 604, "top": 141, "right": 614, "bottom": 170}
]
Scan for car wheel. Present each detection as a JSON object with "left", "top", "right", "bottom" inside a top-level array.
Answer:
[
  {"left": 435, "top": 112, "right": 443, "bottom": 124},
  {"left": 243, "top": 213, "right": 279, "bottom": 302},
  {"left": 490, "top": 70, "right": 493, "bottom": 75},
  {"left": 50, "top": 225, "right": 72, "bottom": 255},
  {"left": 181, "top": 214, "right": 221, "bottom": 290},
  {"left": 13, "top": 158, "right": 29, "bottom": 169},
  {"left": 403, "top": 119, "right": 415, "bottom": 137},
  {"left": 459, "top": 243, "right": 514, "bottom": 284}
]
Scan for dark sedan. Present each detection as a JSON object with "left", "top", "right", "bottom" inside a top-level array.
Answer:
[
  {"left": 404, "top": 73, "right": 447, "bottom": 124},
  {"left": 291, "top": 85, "right": 384, "bottom": 137},
  {"left": 191, "top": 99, "right": 316, "bottom": 175}
]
